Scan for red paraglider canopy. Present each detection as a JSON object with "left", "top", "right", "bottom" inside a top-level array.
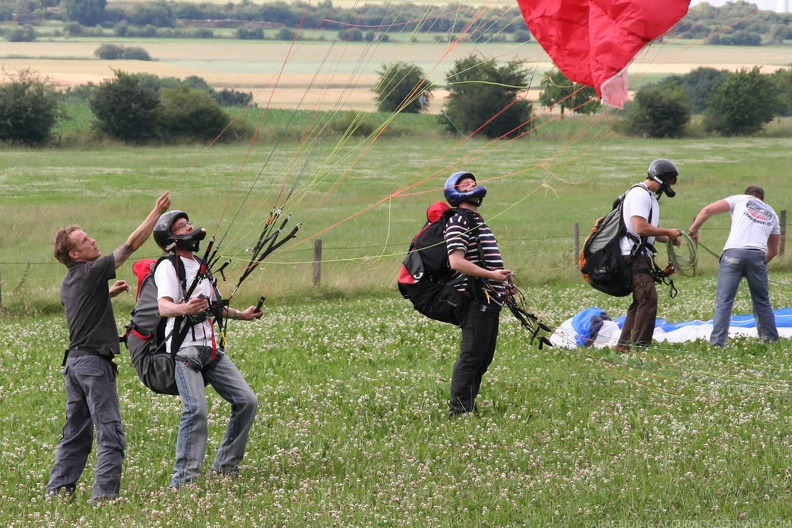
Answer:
[{"left": 517, "top": 0, "right": 691, "bottom": 108}]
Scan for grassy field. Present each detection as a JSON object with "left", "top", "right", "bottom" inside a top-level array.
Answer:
[
  {"left": 2, "top": 128, "right": 792, "bottom": 524},
  {"left": 3, "top": 269, "right": 792, "bottom": 525},
  {"left": 3, "top": 123, "right": 792, "bottom": 314}
]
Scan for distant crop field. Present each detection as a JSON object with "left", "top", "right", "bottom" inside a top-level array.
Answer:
[
  {"left": 3, "top": 31, "right": 792, "bottom": 111},
  {"left": 4, "top": 0, "right": 792, "bottom": 110}
]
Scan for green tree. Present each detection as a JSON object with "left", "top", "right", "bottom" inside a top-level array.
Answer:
[
  {"left": 373, "top": 62, "right": 433, "bottom": 114},
  {"left": 704, "top": 67, "right": 778, "bottom": 136},
  {"left": 61, "top": 0, "right": 106, "bottom": 26},
  {"left": 619, "top": 82, "right": 692, "bottom": 138},
  {"left": 89, "top": 71, "right": 161, "bottom": 143},
  {"left": 443, "top": 54, "right": 532, "bottom": 139},
  {"left": 338, "top": 28, "right": 363, "bottom": 41},
  {"left": 6, "top": 25, "right": 36, "bottom": 42},
  {"left": 94, "top": 43, "right": 123, "bottom": 60},
  {"left": 129, "top": 2, "right": 175, "bottom": 27},
  {"left": 159, "top": 86, "right": 230, "bottom": 141},
  {"left": 0, "top": 69, "right": 60, "bottom": 145},
  {"left": 662, "top": 67, "right": 729, "bottom": 114},
  {"left": 771, "top": 67, "right": 792, "bottom": 117},
  {"left": 538, "top": 69, "right": 599, "bottom": 116}
]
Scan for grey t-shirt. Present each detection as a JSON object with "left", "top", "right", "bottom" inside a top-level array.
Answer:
[{"left": 61, "top": 254, "right": 119, "bottom": 356}]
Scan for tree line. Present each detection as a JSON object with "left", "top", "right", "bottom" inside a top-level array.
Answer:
[
  {"left": 375, "top": 58, "right": 792, "bottom": 139},
  {"left": 4, "top": 53, "right": 792, "bottom": 147},
  {"left": 4, "top": 0, "right": 792, "bottom": 46}
]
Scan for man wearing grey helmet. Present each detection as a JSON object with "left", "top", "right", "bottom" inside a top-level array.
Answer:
[
  {"left": 153, "top": 210, "right": 262, "bottom": 489},
  {"left": 616, "top": 159, "right": 683, "bottom": 352}
]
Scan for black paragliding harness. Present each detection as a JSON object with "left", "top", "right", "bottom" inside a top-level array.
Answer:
[{"left": 476, "top": 261, "right": 554, "bottom": 350}]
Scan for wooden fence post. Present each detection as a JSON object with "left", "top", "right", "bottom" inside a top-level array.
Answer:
[
  {"left": 573, "top": 222, "right": 580, "bottom": 269},
  {"left": 313, "top": 239, "right": 322, "bottom": 287}
]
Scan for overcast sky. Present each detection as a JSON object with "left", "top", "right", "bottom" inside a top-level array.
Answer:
[{"left": 690, "top": 0, "right": 782, "bottom": 9}]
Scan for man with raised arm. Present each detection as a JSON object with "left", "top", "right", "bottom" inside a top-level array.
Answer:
[{"left": 47, "top": 191, "right": 171, "bottom": 504}]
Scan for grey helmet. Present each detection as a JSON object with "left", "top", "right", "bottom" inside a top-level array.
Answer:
[
  {"left": 647, "top": 159, "right": 679, "bottom": 198},
  {"left": 153, "top": 210, "right": 206, "bottom": 252}
]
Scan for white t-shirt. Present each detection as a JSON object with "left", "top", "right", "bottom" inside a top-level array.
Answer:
[
  {"left": 155, "top": 256, "right": 216, "bottom": 349},
  {"left": 620, "top": 184, "right": 659, "bottom": 256},
  {"left": 723, "top": 194, "right": 780, "bottom": 252}
]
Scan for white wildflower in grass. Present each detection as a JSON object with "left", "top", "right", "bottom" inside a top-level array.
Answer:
[{"left": 4, "top": 280, "right": 792, "bottom": 525}]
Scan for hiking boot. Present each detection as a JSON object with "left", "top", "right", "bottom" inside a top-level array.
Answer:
[
  {"left": 45, "top": 485, "right": 75, "bottom": 501},
  {"left": 88, "top": 495, "right": 114, "bottom": 506},
  {"left": 209, "top": 467, "right": 241, "bottom": 479}
]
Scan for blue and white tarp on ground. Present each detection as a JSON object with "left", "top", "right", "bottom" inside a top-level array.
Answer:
[{"left": 550, "top": 307, "right": 792, "bottom": 349}]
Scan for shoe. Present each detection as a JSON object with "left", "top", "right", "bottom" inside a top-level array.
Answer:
[
  {"left": 209, "top": 467, "right": 241, "bottom": 479},
  {"left": 45, "top": 485, "right": 75, "bottom": 501},
  {"left": 614, "top": 345, "right": 630, "bottom": 353},
  {"left": 88, "top": 496, "right": 113, "bottom": 506}
]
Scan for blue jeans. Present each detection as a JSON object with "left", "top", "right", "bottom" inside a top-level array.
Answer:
[
  {"left": 47, "top": 355, "right": 126, "bottom": 500},
  {"left": 171, "top": 346, "right": 258, "bottom": 488},
  {"left": 710, "top": 248, "right": 778, "bottom": 347}
]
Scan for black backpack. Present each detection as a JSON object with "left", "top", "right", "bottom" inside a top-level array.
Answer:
[
  {"left": 397, "top": 202, "right": 478, "bottom": 326},
  {"left": 579, "top": 184, "right": 651, "bottom": 297},
  {"left": 123, "top": 254, "right": 217, "bottom": 395}
]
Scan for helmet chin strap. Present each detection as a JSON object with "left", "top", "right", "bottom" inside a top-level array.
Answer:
[
  {"left": 652, "top": 177, "right": 676, "bottom": 199},
  {"left": 174, "top": 227, "right": 207, "bottom": 252}
]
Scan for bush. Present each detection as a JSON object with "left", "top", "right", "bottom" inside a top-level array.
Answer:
[
  {"left": 618, "top": 82, "right": 692, "bottom": 138},
  {"left": 122, "top": 46, "right": 151, "bottom": 61},
  {"left": 373, "top": 62, "right": 433, "bottom": 114},
  {"left": 277, "top": 28, "right": 295, "bottom": 41},
  {"left": 63, "top": 21, "right": 83, "bottom": 36},
  {"left": 191, "top": 28, "right": 213, "bottom": 39},
  {"left": 94, "top": 44, "right": 151, "bottom": 61},
  {"left": 89, "top": 71, "right": 161, "bottom": 143},
  {"left": 6, "top": 25, "right": 36, "bottom": 42},
  {"left": 704, "top": 67, "right": 778, "bottom": 136},
  {"left": 113, "top": 20, "right": 128, "bottom": 36},
  {"left": 159, "top": 86, "right": 231, "bottom": 141},
  {"left": 0, "top": 69, "right": 60, "bottom": 145},
  {"left": 213, "top": 88, "right": 254, "bottom": 107},
  {"left": 443, "top": 54, "right": 532, "bottom": 139},
  {"left": 94, "top": 43, "right": 123, "bottom": 60}
]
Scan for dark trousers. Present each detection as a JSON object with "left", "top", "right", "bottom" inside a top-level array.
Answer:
[
  {"left": 618, "top": 256, "right": 658, "bottom": 348},
  {"left": 449, "top": 303, "right": 500, "bottom": 415},
  {"left": 47, "top": 355, "right": 126, "bottom": 500}
]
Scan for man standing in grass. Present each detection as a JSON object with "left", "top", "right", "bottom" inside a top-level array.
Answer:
[
  {"left": 443, "top": 171, "right": 513, "bottom": 418},
  {"left": 616, "top": 159, "right": 682, "bottom": 352},
  {"left": 47, "top": 191, "right": 171, "bottom": 504},
  {"left": 153, "top": 209, "right": 261, "bottom": 489},
  {"left": 688, "top": 186, "right": 780, "bottom": 347}
]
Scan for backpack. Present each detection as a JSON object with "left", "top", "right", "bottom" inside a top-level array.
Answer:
[
  {"left": 123, "top": 254, "right": 216, "bottom": 395},
  {"left": 397, "top": 202, "right": 477, "bottom": 326},
  {"left": 578, "top": 184, "right": 651, "bottom": 297}
]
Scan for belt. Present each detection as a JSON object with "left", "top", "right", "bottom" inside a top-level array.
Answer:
[{"left": 62, "top": 347, "right": 112, "bottom": 366}]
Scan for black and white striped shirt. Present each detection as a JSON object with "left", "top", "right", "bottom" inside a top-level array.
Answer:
[{"left": 444, "top": 210, "right": 506, "bottom": 305}]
